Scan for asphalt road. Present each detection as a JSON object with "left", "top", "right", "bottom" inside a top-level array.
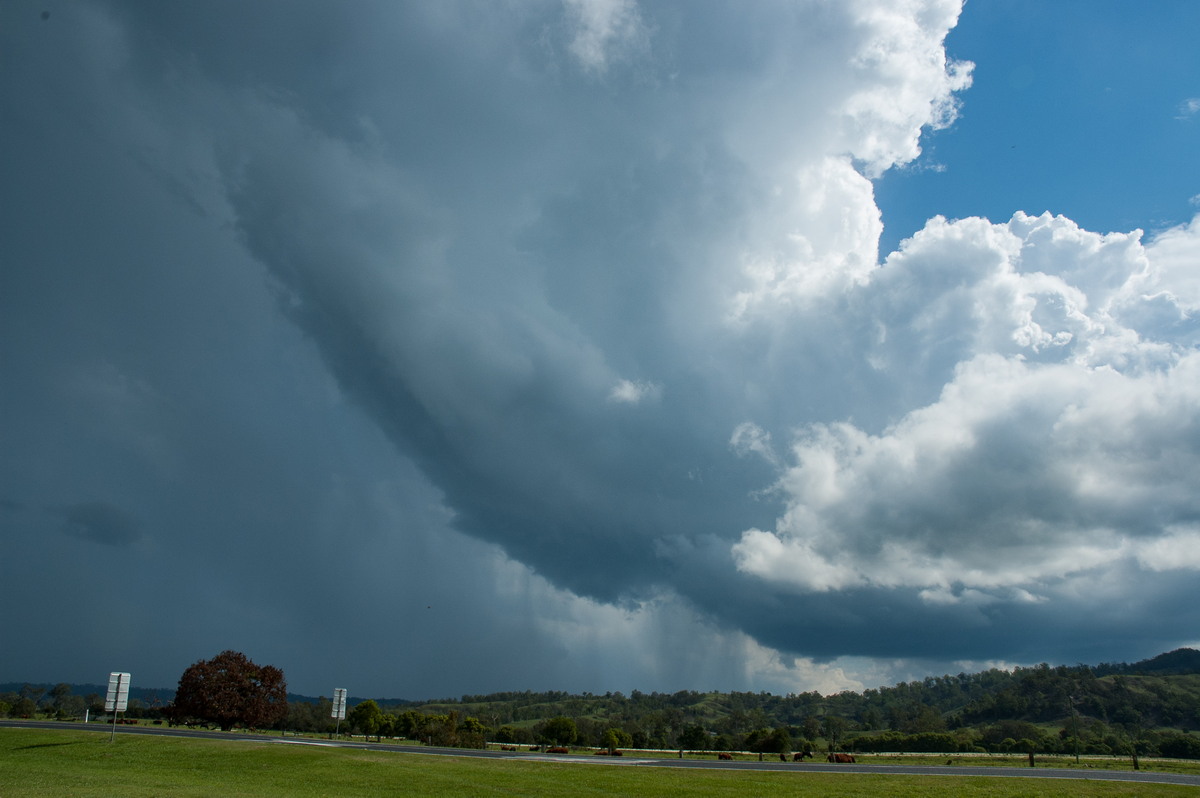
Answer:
[{"left": 5, "top": 720, "right": 1200, "bottom": 787}]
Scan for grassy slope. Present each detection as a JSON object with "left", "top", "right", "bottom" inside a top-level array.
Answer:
[{"left": 2, "top": 727, "right": 1196, "bottom": 798}]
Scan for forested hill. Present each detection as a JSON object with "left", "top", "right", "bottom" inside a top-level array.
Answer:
[
  {"left": 389, "top": 648, "right": 1200, "bottom": 732},
  {"left": 1095, "top": 648, "right": 1200, "bottom": 676},
  {"left": 5, "top": 648, "right": 1199, "bottom": 737}
]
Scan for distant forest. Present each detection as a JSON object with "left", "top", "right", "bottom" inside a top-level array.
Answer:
[{"left": 5, "top": 648, "right": 1200, "bottom": 758}]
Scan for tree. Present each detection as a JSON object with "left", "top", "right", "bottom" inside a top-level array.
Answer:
[
  {"left": 602, "top": 727, "right": 633, "bottom": 754},
  {"left": 678, "top": 723, "right": 709, "bottom": 751},
  {"left": 348, "top": 699, "right": 384, "bottom": 741},
  {"left": 172, "top": 650, "right": 288, "bottom": 731},
  {"left": 426, "top": 712, "right": 462, "bottom": 746},
  {"left": 770, "top": 726, "right": 794, "bottom": 754},
  {"left": 378, "top": 713, "right": 396, "bottom": 741},
  {"left": 49, "top": 683, "right": 72, "bottom": 708},
  {"left": 822, "top": 715, "right": 849, "bottom": 750},
  {"left": 11, "top": 697, "right": 36, "bottom": 718},
  {"left": 458, "top": 715, "right": 488, "bottom": 749},
  {"left": 541, "top": 716, "right": 578, "bottom": 746},
  {"left": 1159, "top": 733, "right": 1200, "bottom": 759}
]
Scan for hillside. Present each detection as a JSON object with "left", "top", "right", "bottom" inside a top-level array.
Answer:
[{"left": 6, "top": 649, "right": 1200, "bottom": 756}]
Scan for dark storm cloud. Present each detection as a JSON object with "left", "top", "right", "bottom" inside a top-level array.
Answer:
[
  {"left": 4, "top": 0, "right": 1199, "bottom": 697},
  {"left": 60, "top": 502, "right": 143, "bottom": 547}
]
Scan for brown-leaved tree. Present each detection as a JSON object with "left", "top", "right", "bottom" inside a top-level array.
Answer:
[{"left": 172, "top": 650, "right": 288, "bottom": 731}]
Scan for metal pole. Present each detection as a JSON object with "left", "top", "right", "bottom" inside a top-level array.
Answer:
[
  {"left": 109, "top": 673, "right": 123, "bottom": 742},
  {"left": 1069, "top": 694, "right": 1080, "bottom": 764}
]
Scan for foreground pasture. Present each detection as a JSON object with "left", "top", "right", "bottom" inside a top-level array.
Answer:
[{"left": 1, "top": 727, "right": 1196, "bottom": 797}]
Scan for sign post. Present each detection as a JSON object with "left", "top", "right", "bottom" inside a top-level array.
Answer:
[
  {"left": 105, "top": 672, "right": 130, "bottom": 742},
  {"left": 331, "top": 688, "right": 347, "bottom": 738}
]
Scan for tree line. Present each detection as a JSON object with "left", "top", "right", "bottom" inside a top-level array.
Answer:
[{"left": 5, "top": 648, "right": 1199, "bottom": 760}]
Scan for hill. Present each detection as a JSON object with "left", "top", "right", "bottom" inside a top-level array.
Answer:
[{"left": 6, "top": 649, "right": 1200, "bottom": 756}]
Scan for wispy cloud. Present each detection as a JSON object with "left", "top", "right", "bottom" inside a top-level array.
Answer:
[{"left": 562, "top": 0, "right": 650, "bottom": 74}]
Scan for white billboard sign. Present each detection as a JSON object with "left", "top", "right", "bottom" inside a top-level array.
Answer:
[
  {"left": 331, "top": 688, "right": 347, "bottom": 720},
  {"left": 105, "top": 672, "right": 130, "bottom": 713}
]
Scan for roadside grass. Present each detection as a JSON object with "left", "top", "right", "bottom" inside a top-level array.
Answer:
[
  {"left": 483, "top": 744, "right": 1200, "bottom": 775},
  {"left": 2, "top": 728, "right": 1197, "bottom": 798}
]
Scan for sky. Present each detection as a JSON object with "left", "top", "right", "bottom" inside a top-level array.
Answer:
[{"left": 2, "top": 0, "right": 1199, "bottom": 701}]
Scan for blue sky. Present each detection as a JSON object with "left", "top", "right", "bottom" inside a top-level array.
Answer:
[
  {"left": 879, "top": 1, "right": 1200, "bottom": 255},
  {"left": 2, "top": 1, "right": 1199, "bottom": 701}
]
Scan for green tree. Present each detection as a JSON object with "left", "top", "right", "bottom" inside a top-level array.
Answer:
[
  {"left": 348, "top": 699, "right": 384, "bottom": 741},
  {"left": 1159, "top": 733, "right": 1200, "bottom": 759},
  {"left": 11, "top": 697, "right": 36, "bottom": 718},
  {"left": 172, "top": 650, "right": 288, "bottom": 731},
  {"left": 602, "top": 727, "right": 633, "bottom": 753},
  {"left": 744, "top": 728, "right": 767, "bottom": 752},
  {"left": 55, "top": 695, "right": 86, "bottom": 720},
  {"left": 458, "top": 716, "right": 488, "bottom": 749},
  {"left": 394, "top": 709, "right": 426, "bottom": 740},
  {"left": 426, "top": 711, "right": 466, "bottom": 746},
  {"left": 378, "top": 713, "right": 396, "bottom": 740},
  {"left": 49, "top": 683, "right": 72, "bottom": 711},
  {"left": 822, "top": 716, "right": 849, "bottom": 750},
  {"left": 20, "top": 684, "right": 46, "bottom": 707},
  {"left": 769, "top": 726, "right": 793, "bottom": 754},
  {"left": 541, "top": 716, "right": 578, "bottom": 746},
  {"left": 678, "top": 723, "right": 709, "bottom": 751}
]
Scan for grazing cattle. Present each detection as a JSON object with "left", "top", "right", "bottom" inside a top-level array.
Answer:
[
  {"left": 717, "top": 752, "right": 733, "bottom": 760},
  {"left": 500, "top": 746, "right": 518, "bottom": 752},
  {"left": 826, "top": 753, "right": 855, "bottom": 763},
  {"left": 793, "top": 750, "right": 813, "bottom": 761},
  {"left": 779, "top": 752, "right": 789, "bottom": 762},
  {"left": 546, "top": 747, "right": 570, "bottom": 754}
]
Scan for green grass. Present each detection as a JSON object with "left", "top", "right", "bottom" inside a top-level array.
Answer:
[{"left": 2, "top": 727, "right": 1196, "bottom": 797}]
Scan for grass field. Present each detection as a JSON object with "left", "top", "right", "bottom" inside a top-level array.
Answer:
[{"left": 2, "top": 727, "right": 1197, "bottom": 797}]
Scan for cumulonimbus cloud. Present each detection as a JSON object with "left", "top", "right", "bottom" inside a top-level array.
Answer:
[
  {"left": 10, "top": 0, "right": 1196, "bottom": 694},
  {"left": 733, "top": 211, "right": 1200, "bottom": 608}
]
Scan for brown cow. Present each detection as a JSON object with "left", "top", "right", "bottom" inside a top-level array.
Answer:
[
  {"left": 826, "top": 753, "right": 855, "bottom": 763},
  {"left": 793, "top": 750, "right": 813, "bottom": 761},
  {"left": 717, "top": 752, "right": 733, "bottom": 760},
  {"left": 546, "top": 747, "right": 570, "bottom": 754}
]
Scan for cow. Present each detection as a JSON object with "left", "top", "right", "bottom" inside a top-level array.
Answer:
[
  {"left": 717, "top": 752, "right": 733, "bottom": 760},
  {"left": 793, "top": 750, "right": 813, "bottom": 761},
  {"left": 779, "top": 752, "right": 789, "bottom": 762},
  {"left": 827, "top": 753, "right": 856, "bottom": 763},
  {"left": 546, "top": 747, "right": 570, "bottom": 754}
]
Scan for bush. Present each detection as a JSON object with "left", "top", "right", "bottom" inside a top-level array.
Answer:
[{"left": 1159, "top": 733, "right": 1200, "bottom": 759}]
